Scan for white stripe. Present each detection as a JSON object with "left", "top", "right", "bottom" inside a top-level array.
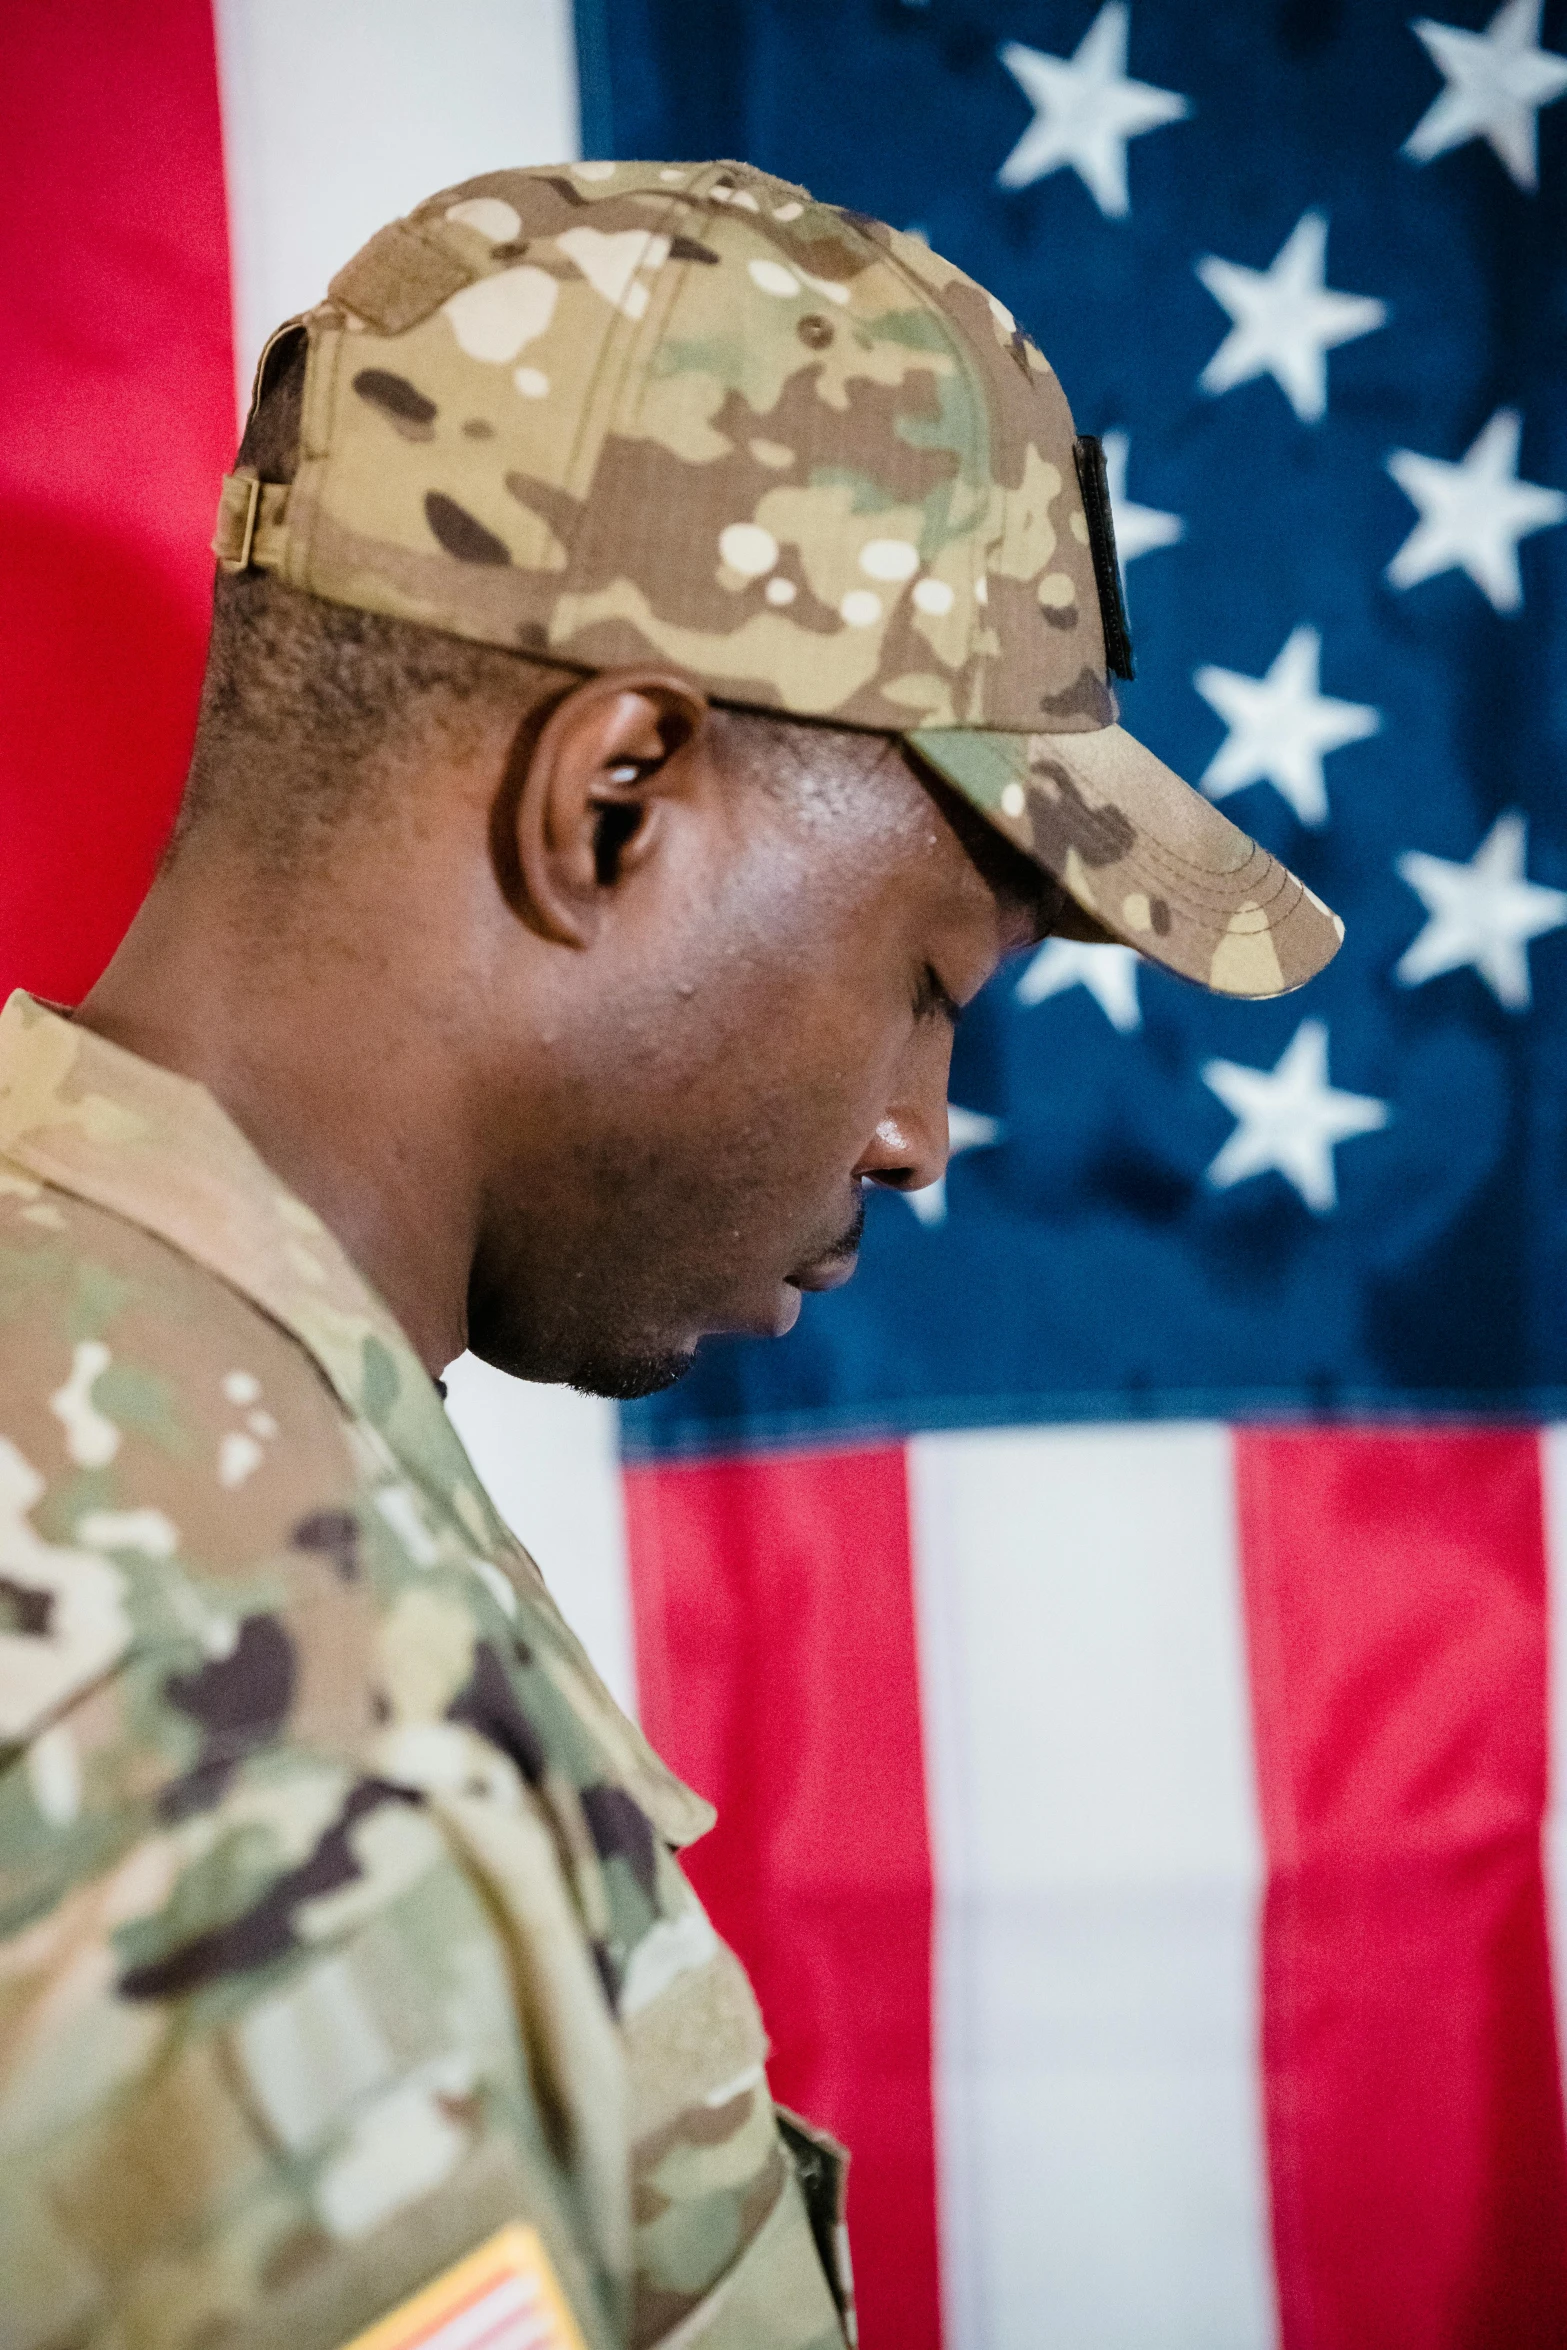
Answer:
[
  {"left": 909, "top": 1423, "right": 1276, "bottom": 2350},
  {"left": 443, "top": 1357, "right": 637, "bottom": 1719},
  {"left": 209, "top": 11, "right": 626, "bottom": 1715},
  {"left": 1535, "top": 1427, "right": 1567, "bottom": 2103},
  {"left": 422, "top": 2273, "right": 547, "bottom": 2350},
  {"left": 213, "top": 0, "right": 580, "bottom": 409}
]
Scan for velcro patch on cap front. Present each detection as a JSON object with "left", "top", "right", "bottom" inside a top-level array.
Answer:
[
  {"left": 337, "top": 2225, "right": 588, "bottom": 2350},
  {"left": 1072, "top": 435, "right": 1135, "bottom": 683}
]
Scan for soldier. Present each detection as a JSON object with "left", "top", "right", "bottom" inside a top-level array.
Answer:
[{"left": 0, "top": 162, "right": 1340, "bottom": 2350}]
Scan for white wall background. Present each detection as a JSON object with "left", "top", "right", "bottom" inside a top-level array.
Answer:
[
  {"left": 212, "top": 0, "right": 635, "bottom": 1712},
  {"left": 214, "top": 0, "right": 582, "bottom": 400}
]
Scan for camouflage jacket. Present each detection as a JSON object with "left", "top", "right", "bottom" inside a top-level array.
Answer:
[{"left": 0, "top": 992, "right": 852, "bottom": 2350}]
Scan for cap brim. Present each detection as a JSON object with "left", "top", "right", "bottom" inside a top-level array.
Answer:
[{"left": 906, "top": 722, "right": 1344, "bottom": 999}]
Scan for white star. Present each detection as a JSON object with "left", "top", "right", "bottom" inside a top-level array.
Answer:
[
  {"left": 1196, "top": 210, "right": 1387, "bottom": 425},
  {"left": 1193, "top": 625, "right": 1380, "bottom": 828},
  {"left": 905, "top": 1103, "right": 1002, "bottom": 1227},
  {"left": 1016, "top": 938, "right": 1143, "bottom": 1031},
  {"left": 1395, "top": 812, "right": 1567, "bottom": 1009},
  {"left": 997, "top": 5, "right": 1190, "bottom": 217},
  {"left": 1203, "top": 1021, "right": 1389, "bottom": 1215},
  {"left": 1101, "top": 430, "right": 1184, "bottom": 564},
  {"left": 1404, "top": 0, "right": 1567, "bottom": 190},
  {"left": 1386, "top": 409, "right": 1566, "bottom": 612}
]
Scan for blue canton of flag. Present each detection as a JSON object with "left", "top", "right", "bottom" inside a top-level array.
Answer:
[{"left": 573, "top": 0, "right": 1567, "bottom": 1456}]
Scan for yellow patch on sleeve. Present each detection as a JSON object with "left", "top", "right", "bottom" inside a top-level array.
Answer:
[{"left": 338, "top": 2225, "right": 588, "bottom": 2350}]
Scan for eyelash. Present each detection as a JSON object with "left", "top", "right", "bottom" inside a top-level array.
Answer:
[{"left": 915, "top": 965, "right": 962, "bottom": 1027}]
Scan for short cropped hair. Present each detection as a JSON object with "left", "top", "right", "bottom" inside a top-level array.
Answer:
[{"left": 174, "top": 333, "right": 576, "bottom": 872}]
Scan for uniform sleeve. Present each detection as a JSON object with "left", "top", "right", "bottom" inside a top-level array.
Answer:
[{"left": 0, "top": 1188, "right": 620, "bottom": 2350}]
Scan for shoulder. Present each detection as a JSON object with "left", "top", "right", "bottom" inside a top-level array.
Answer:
[
  {"left": 0, "top": 1163, "right": 381, "bottom": 1744},
  {"left": 0, "top": 1162, "right": 361, "bottom": 1562},
  {"left": 0, "top": 1166, "right": 391, "bottom": 1906}
]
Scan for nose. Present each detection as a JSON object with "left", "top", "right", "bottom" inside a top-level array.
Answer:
[{"left": 855, "top": 1032, "right": 953, "bottom": 1196}]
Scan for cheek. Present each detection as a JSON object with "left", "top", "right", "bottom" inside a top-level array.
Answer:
[
  {"left": 597, "top": 847, "right": 920, "bottom": 1190},
  {"left": 718, "top": 961, "right": 904, "bottom": 1149},
  {"left": 608, "top": 973, "right": 895, "bottom": 1242}
]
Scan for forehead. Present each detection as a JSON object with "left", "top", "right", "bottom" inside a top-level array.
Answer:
[
  {"left": 901, "top": 743, "right": 1056, "bottom": 945},
  {"left": 709, "top": 703, "right": 1047, "bottom": 943}
]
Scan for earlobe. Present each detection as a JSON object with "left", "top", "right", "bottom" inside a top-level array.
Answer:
[{"left": 501, "top": 667, "right": 708, "bottom": 947}]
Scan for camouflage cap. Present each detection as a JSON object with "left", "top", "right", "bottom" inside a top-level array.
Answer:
[{"left": 212, "top": 157, "right": 1343, "bottom": 998}]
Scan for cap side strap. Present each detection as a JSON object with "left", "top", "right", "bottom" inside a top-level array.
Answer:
[{"left": 212, "top": 473, "right": 289, "bottom": 573}]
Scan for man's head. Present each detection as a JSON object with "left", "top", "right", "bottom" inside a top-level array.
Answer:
[
  {"left": 162, "top": 319, "right": 1046, "bottom": 1397},
  {"left": 102, "top": 156, "right": 1341, "bottom": 1397}
]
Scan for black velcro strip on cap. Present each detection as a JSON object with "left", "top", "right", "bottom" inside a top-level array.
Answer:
[{"left": 1073, "top": 435, "right": 1135, "bottom": 682}]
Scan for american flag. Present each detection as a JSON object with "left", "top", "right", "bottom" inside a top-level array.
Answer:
[{"left": 5, "top": 4, "right": 1567, "bottom": 2346}]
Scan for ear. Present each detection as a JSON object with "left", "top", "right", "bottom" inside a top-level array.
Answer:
[{"left": 503, "top": 667, "right": 710, "bottom": 947}]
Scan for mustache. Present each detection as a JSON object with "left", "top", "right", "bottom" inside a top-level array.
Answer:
[{"left": 820, "top": 1193, "right": 867, "bottom": 1265}]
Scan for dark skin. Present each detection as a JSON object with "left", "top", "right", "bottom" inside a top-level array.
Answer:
[{"left": 80, "top": 665, "right": 1040, "bottom": 1398}]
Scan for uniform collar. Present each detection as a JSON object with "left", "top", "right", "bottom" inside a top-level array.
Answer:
[{"left": 0, "top": 990, "right": 714, "bottom": 1848}]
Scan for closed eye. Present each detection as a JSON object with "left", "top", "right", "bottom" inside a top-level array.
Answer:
[{"left": 914, "top": 964, "right": 962, "bottom": 1028}]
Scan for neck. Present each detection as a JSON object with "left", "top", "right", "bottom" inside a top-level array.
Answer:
[{"left": 77, "top": 845, "right": 481, "bottom": 1374}]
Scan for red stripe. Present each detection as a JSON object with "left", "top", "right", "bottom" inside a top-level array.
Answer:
[
  {"left": 0, "top": 0, "right": 234, "bottom": 1005},
  {"left": 624, "top": 1445, "right": 939, "bottom": 2350},
  {"left": 402, "top": 2264, "right": 533, "bottom": 2350},
  {"left": 1238, "top": 1429, "right": 1567, "bottom": 2348}
]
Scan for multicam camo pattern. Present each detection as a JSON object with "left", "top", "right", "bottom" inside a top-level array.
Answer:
[
  {"left": 213, "top": 156, "right": 1342, "bottom": 1001},
  {"left": 0, "top": 993, "right": 850, "bottom": 2350},
  {"left": 909, "top": 722, "right": 1347, "bottom": 996},
  {"left": 247, "top": 157, "right": 1111, "bottom": 737}
]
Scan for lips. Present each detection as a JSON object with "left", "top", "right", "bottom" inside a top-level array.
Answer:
[
  {"left": 789, "top": 1251, "right": 860, "bottom": 1294},
  {"left": 787, "top": 1196, "right": 867, "bottom": 1294}
]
